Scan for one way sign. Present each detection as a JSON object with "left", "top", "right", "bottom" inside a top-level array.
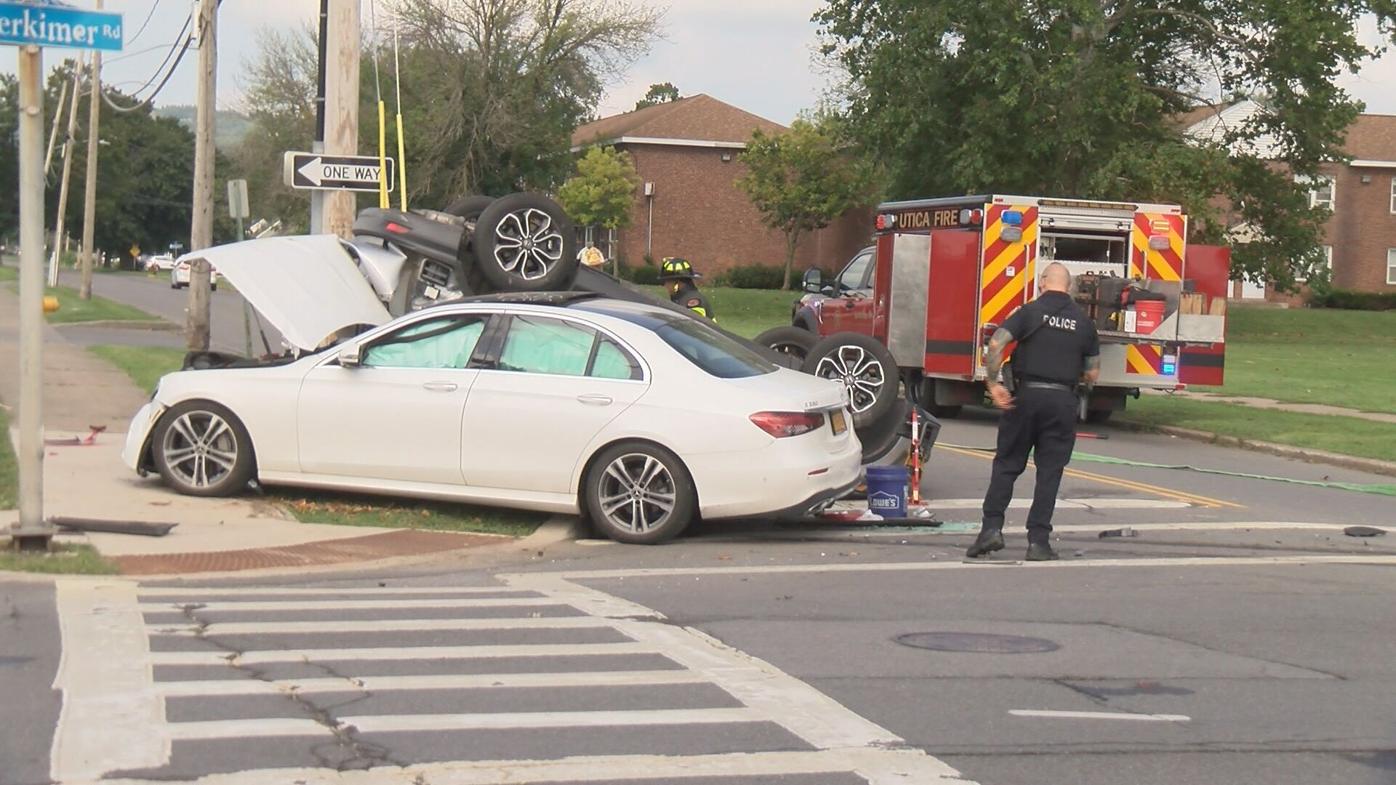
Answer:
[{"left": 283, "top": 152, "right": 395, "bottom": 193}]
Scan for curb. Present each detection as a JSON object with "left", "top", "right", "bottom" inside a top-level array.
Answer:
[
  {"left": 522, "top": 515, "right": 587, "bottom": 548},
  {"left": 1134, "top": 423, "right": 1396, "bottom": 479},
  {"left": 52, "top": 319, "right": 178, "bottom": 331}
]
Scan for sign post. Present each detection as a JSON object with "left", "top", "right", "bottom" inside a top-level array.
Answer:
[
  {"left": 3, "top": 1, "right": 122, "bottom": 550},
  {"left": 227, "top": 178, "right": 248, "bottom": 240},
  {"left": 283, "top": 151, "right": 395, "bottom": 193}
]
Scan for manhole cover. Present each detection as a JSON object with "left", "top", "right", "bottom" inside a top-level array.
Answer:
[{"left": 894, "top": 632, "right": 1060, "bottom": 654}]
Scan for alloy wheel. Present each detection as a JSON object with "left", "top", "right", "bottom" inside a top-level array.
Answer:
[
  {"left": 814, "top": 345, "right": 886, "bottom": 414},
  {"left": 597, "top": 453, "right": 678, "bottom": 535},
  {"left": 491, "top": 207, "right": 565, "bottom": 281},
  {"left": 160, "top": 410, "right": 238, "bottom": 489}
]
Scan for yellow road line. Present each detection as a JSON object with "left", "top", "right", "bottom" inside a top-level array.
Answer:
[{"left": 938, "top": 445, "right": 1244, "bottom": 509}]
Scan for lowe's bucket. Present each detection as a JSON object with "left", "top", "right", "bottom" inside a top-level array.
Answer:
[
  {"left": 1133, "top": 300, "right": 1166, "bottom": 334},
  {"left": 865, "top": 465, "right": 908, "bottom": 519}
]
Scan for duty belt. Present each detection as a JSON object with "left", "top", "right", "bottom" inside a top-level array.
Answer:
[{"left": 1023, "top": 381, "right": 1075, "bottom": 392}]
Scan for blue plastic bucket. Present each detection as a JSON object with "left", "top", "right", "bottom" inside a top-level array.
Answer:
[{"left": 865, "top": 465, "right": 908, "bottom": 519}]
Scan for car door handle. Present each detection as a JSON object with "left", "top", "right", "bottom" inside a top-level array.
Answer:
[
  {"left": 422, "top": 382, "right": 458, "bottom": 392},
  {"left": 577, "top": 394, "right": 613, "bottom": 406}
]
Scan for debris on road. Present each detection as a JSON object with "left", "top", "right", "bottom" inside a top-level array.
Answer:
[{"left": 1343, "top": 526, "right": 1386, "bottom": 538}]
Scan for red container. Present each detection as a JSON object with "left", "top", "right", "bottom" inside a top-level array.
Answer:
[{"left": 1134, "top": 300, "right": 1165, "bottom": 334}]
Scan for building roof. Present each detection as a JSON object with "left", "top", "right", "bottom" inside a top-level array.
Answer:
[
  {"left": 1341, "top": 113, "right": 1396, "bottom": 162},
  {"left": 571, "top": 94, "right": 787, "bottom": 149}
]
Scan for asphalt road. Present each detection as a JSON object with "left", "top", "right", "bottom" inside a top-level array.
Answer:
[{"left": 56, "top": 269, "right": 287, "bottom": 355}]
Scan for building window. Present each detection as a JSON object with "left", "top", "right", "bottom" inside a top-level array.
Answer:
[
  {"left": 1297, "top": 245, "right": 1333, "bottom": 283},
  {"left": 1388, "top": 248, "right": 1396, "bottom": 285},
  {"left": 1298, "top": 174, "right": 1336, "bottom": 212},
  {"left": 1390, "top": 177, "right": 1396, "bottom": 214}
]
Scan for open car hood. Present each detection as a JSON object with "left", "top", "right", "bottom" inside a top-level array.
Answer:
[{"left": 178, "top": 235, "right": 391, "bottom": 352}]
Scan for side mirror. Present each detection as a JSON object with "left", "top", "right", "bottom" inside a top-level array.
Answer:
[
  {"left": 339, "top": 343, "right": 363, "bottom": 367},
  {"left": 801, "top": 268, "right": 823, "bottom": 294}
]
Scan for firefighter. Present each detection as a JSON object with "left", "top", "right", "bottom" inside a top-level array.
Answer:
[
  {"left": 658, "top": 257, "right": 715, "bottom": 320},
  {"left": 968, "top": 262, "right": 1100, "bottom": 561}
]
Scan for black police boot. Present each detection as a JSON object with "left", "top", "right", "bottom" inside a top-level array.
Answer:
[
  {"left": 966, "top": 529, "right": 1005, "bottom": 558},
  {"left": 1025, "top": 542, "right": 1060, "bottom": 561}
]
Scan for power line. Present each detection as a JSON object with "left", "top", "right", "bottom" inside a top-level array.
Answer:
[
  {"left": 125, "top": 0, "right": 165, "bottom": 46},
  {"left": 99, "top": 15, "right": 194, "bottom": 113}
]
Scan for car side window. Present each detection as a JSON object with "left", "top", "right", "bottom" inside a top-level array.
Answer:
[
  {"left": 838, "top": 251, "right": 873, "bottom": 293},
  {"left": 591, "top": 337, "right": 642, "bottom": 381},
  {"left": 499, "top": 316, "right": 595, "bottom": 376},
  {"left": 362, "top": 316, "right": 486, "bottom": 369}
]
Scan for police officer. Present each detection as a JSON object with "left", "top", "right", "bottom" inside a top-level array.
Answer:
[
  {"left": 968, "top": 262, "right": 1100, "bottom": 561},
  {"left": 659, "top": 257, "right": 715, "bottom": 320}
]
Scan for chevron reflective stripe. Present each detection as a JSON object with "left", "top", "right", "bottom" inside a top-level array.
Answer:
[
  {"left": 979, "top": 204, "right": 1039, "bottom": 327},
  {"left": 1125, "top": 344, "right": 1166, "bottom": 376},
  {"left": 1130, "top": 213, "right": 1185, "bottom": 281}
]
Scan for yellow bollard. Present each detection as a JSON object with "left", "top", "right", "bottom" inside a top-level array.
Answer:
[{"left": 42, "top": 295, "right": 59, "bottom": 313}]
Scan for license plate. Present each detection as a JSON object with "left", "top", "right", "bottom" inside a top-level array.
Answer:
[{"left": 829, "top": 410, "right": 847, "bottom": 435}]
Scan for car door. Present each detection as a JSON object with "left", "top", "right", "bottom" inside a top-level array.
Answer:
[
  {"left": 296, "top": 313, "right": 490, "bottom": 483},
  {"left": 459, "top": 313, "right": 649, "bottom": 494},
  {"left": 820, "top": 248, "right": 876, "bottom": 336}
]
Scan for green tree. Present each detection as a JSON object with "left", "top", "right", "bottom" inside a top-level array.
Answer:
[
  {"left": 816, "top": 0, "right": 1396, "bottom": 291},
  {"left": 233, "top": 27, "right": 319, "bottom": 234},
  {"left": 634, "top": 82, "right": 679, "bottom": 110},
  {"left": 737, "top": 116, "right": 880, "bottom": 290},
  {"left": 0, "top": 74, "right": 18, "bottom": 246},
  {"left": 557, "top": 145, "right": 640, "bottom": 271}
]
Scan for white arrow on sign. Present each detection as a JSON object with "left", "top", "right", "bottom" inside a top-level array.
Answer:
[{"left": 297, "top": 156, "right": 325, "bottom": 187}]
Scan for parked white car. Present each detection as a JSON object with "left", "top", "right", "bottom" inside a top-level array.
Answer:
[
  {"left": 170, "top": 258, "right": 219, "bottom": 290},
  {"left": 123, "top": 237, "right": 859, "bottom": 543}
]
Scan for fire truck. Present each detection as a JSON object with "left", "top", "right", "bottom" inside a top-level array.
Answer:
[{"left": 763, "top": 195, "right": 1230, "bottom": 423}]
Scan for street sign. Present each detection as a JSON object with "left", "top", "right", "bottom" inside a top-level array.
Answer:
[
  {"left": 0, "top": 2, "right": 124, "bottom": 51},
  {"left": 227, "top": 179, "right": 248, "bottom": 220},
  {"left": 283, "top": 152, "right": 395, "bottom": 193}
]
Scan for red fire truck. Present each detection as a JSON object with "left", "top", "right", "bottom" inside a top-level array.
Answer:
[{"left": 762, "top": 195, "right": 1231, "bottom": 423}]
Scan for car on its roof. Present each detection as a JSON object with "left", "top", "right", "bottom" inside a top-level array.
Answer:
[{"left": 122, "top": 240, "right": 859, "bottom": 544}]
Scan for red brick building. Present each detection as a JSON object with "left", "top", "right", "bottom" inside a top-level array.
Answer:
[
  {"left": 1186, "top": 101, "right": 1396, "bottom": 301},
  {"left": 570, "top": 95, "right": 872, "bottom": 280}
]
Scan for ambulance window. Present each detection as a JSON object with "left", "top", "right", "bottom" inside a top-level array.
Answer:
[{"left": 839, "top": 250, "right": 874, "bottom": 293}]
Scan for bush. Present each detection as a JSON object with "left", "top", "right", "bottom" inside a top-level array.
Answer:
[
  {"left": 1310, "top": 289, "right": 1396, "bottom": 311},
  {"left": 627, "top": 264, "right": 660, "bottom": 286},
  {"left": 720, "top": 263, "right": 787, "bottom": 289}
]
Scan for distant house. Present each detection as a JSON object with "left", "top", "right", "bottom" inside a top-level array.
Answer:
[
  {"left": 1184, "top": 100, "right": 1396, "bottom": 301},
  {"left": 570, "top": 94, "right": 871, "bottom": 279}
]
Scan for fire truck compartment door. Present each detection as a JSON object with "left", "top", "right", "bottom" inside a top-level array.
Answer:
[{"left": 886, "top": 233, "right": 932, "bottom": 367}]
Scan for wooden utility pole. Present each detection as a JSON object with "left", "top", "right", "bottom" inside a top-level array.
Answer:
[
  {"left": 323, "top": 0, "right": 360, "bottom": 238},
  {"left": 50, "top": 56, "right": 85, "bottom": 287},
  {"left": 187, "top": 0, "right": 217, "bottom": 351},
  {"left": 79, "top": 6, "right": 102, "bottom": 301},
  {"left": 44, "top": 70, "right": 68, "bottom": 173}
]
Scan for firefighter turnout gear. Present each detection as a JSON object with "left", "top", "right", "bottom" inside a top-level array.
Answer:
[{"left": 659, "top": 257, "right": 716, "bottom": 320}]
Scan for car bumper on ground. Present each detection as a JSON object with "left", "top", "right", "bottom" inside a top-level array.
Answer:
[{"left": 121, "top": 401, "right": 162, "bottom": 472}]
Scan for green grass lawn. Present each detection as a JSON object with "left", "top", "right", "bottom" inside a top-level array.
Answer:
[
  {"left": 638, "top": 285, "right": 795, "bottom": 339},
  {"left": 1122, "top": 394, "right": 1396, "bottom": 463},
  {"left": 1191, "top": 307, "right": 1396, "bottom": 414},
  {"left": 0, "top": 264, "right": 14, "bottom": 282},
  {"left": 0, "top": 543, "right": 120, "bottom": 575},
  {"left": 44, "top": 284, "right": 162, "bottom": 324},
  {"left": 88, "top": 345, "right": 187, "bottom": 394},
  {"left": 0, "top": 407, "right": 15, "bottom": 510}
]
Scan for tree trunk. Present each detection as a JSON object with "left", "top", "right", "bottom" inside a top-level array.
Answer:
[{"left": 781, "top": 230, "right": 801, "bottom": 291}]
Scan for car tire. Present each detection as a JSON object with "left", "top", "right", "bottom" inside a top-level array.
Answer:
[
  {"left": 802, "top": 332, "right": 899, "bottom": 428},
  {"left": 444, "top": 195, "right": 496, "bottom": 223},
  {"left": 473, "top": 192, "right": 578, "bottom": 292},
  {"left": 754, "top": 325, "right": 818, "bottom": 366},
  {"left": 151, "top": 400, "right": 256, "bottom": 497},
  {"left": 584, "top": 441, "right": 696, "bottom": 545}
]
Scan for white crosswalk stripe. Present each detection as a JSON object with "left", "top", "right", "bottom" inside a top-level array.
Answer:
[{"left": 51, "top": 576, "right": 974, "bottom": 785}]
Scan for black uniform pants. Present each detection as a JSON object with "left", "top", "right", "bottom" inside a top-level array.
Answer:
[{"left": 981, "top": 387, "right": 1078, "bottom": 544}]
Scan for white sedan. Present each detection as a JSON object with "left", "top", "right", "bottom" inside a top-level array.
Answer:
[
  {"left": 123, "top": 243, "right": 859, "bottom": 543},
  {"left": 170, "top": 259, "right": 219, "bottom": 290}
]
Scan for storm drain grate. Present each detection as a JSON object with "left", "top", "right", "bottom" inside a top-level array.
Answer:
[{"left": 894, "top": 632, "right": 1060, "bottom": 654}]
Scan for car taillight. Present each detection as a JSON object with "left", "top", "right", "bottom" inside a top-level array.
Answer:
[
  {"left": 386, "top": 222, "right": 410, "bottom": 234},
  {"left": 749, "top": 411, "right": 825, "bottom": 438}
]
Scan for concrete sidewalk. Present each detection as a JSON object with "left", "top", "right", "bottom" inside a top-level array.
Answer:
[
  {"left": 1163, "top": 389, "right": 1396, "bottom": 425},
  {"left": 0, "top": 284, "right": 553, "bottom": 576}
]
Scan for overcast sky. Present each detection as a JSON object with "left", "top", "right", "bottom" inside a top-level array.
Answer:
[{"left": 1, "top": 1, "right": 1393, "bottom": 125}]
